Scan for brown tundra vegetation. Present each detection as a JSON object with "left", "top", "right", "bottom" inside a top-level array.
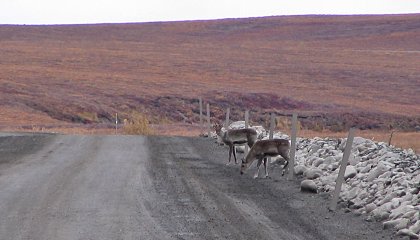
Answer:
[{"left": 0, "top": 14, "right": 419, "bottom": 150}]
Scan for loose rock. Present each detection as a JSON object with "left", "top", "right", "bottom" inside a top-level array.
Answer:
[
  {"left": 304, "top": 168, "right": 323, "bottom": 180},
  {"left": 301, "top": 180, "right": 318, "bottom": 193},
  {"left": 344, "top": 166, "right": 357, "bottom": 180}
]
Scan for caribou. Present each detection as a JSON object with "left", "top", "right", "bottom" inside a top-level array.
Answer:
[
  {"left": 214, "top": 122, "right": 258, "bottom": 165},
  {"left": 240, "top": 138, "right": 290, "bottom": 178}
]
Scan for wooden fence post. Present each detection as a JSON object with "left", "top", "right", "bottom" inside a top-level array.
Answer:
[
  {"left": 245, "top": 110, "right": 249, "bottom": 128},
  {"left": 288, "top": 113, "right": 298, "bottom": 180},
  {"left": 269, "top": 113, "right": 275, "bottom": 140},
  {"left": 244, "top": 110, "right": 250, "bottom": 154},
  {"left": 199, "top": 97, "right": 203, "bottom": 134},
  {"left": 207, "top": 103, "right": 211, "bottom": 137},
  {"left": 115, "top": 113, "right": 118, "bottom": 135},
  {"left": 329, "top": 128, "right": 356, "bottom": 211},
  {"left": 225, "top": 108, "right": 230, "bottom": 128},
  {"left": 268, "top": 113, "right": 275, "bottom": 163},
  {"left": 388, "top": 130, "right": 395, "bottom": 146}
]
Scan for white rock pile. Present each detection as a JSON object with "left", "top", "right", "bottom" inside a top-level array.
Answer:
[
  {"left": 228, "top": 121, "right": 267, "bottom": 139},
  {"left": 294, "top": 136, "right": 419, "bottom": 238},
  {"left": 210, "top": 121, "right": 419, "bottom": 238}
]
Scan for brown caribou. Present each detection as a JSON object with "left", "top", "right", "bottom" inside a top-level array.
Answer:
[
  {"left": 240, "top": 139, "right": 290, "bottom": 178},
  {"left": 214, "top": 122, "right": 258, "bottom": 165}
]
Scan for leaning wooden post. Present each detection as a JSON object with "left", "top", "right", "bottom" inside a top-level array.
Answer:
[
  {"left": 244, "top": 110, "right": 250, "bottom": 154},
  {"left": 269, "top": 113, "right": 275, "bottom": 140},
  {"left": 288, "top": 113, "right": 298, "bottom": 180},
  {"left": 206, "top": 103, "right": 211, "bottom": 137},
  {"left": 388, "top": 130, "right": 395, "bottom": 146},
  {"left": 225, "top": 108, "right": 230, "bottom": 128},
  {"left": 199, "top": 97, "right": 203, "bottom": 134},
  {"left": 329, "top": 128, "right": 356, "bottom": 211},
  {"left": 268, "top": 113, "right": 275, "bottom": 163},
  {"left": 245, "top": 110, "right": 249, "bottom": 128}
]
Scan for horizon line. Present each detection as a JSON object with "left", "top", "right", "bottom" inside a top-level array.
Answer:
[{"left": 1, "top": 13, "right": 419, "bottom": 26}]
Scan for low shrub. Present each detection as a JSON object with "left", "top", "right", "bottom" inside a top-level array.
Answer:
[{"left": 123, "top": 112, "right": 153, "bottom": 135}]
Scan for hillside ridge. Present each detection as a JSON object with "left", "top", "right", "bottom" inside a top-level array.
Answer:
[{"left": 0, "top": 14, "right": 419, "bottom": 132}]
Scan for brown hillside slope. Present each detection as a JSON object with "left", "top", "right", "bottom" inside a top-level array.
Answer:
[{"left": 0, "top": 15, "right": 419, "bottom": 132}]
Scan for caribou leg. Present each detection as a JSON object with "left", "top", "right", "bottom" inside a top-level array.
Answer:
[
  {"left": 280, "top": 152, "right": 290, "bottom": 176},
  {"left": 233, "top": 146, "right": 238, "bottom": 164},
  {"left": 227, "top": 144, "right": 233, "bottom": 165},
  {"left": 263, "top": 157, "right": 270, "bottom": 178},
  {"left": 254, "top": 156, "right": 264, "bottom": 179}
]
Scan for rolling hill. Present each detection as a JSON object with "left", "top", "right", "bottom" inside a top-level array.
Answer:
[{"left": 0, "top": 14, "right": 419, "bottom": 133}]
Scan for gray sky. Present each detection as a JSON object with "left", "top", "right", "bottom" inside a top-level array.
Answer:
[{"left": 1, "top": 0, "right": 420, "bottom": 25}]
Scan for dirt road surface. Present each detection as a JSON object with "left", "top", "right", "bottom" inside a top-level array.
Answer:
[{"left": 0, "top": 134, "right": 398, "bottom": 240}]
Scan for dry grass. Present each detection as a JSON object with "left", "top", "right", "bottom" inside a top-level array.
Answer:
[
  {"left": 0, "top": 122, "right": 200, "bottom": 136},
  {"left": 123, "top": 112, "right": 154, "bottom": 135},
  {"left": 0, "top": 107, "right": 63, "bottom": 126},
  {"left": 151, "top": 123, "right": 203, "bottom": 137},
  {"left": 0, "top": 125, "right": 115, "bottom": 135}
]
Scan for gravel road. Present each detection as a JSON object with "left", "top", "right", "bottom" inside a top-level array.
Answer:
[{"left": 0, "top": 134, "right": 399, "bottom": 240}]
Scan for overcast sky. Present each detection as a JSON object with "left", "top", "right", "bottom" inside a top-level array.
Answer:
[{"left": 1, "top": 0, "right": 420, "bottom": 25}]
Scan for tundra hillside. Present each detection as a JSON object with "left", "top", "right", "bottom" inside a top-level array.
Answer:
[{"left": 0, "top": 15, "right": 419, "bottom": 135}]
